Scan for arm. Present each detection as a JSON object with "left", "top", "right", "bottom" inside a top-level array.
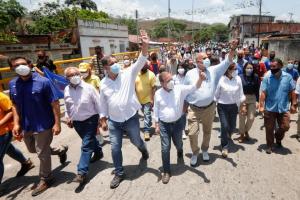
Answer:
[
  {"left": 12, "top": 104, "right": 22, "bottom": 137},
  {"left": 181, "top": 71, "right": 206, "bottom": 98},
  {"left": 51, "top": 100, "right": 61, "bottom": 135},
  {"left": 153, "top": 93, "right": 160, "bottom": 134},
  {"left": 259, "top": 91, "right": 266, "bottom": 113},
  {"left": 99, "top": 89, "right": 109, "bottom": 131},
  {"left": 214, "top": 77, "right": 222, "bottom": 103},
  {"left": 33, "top": 67, "right": 45, "bottom": 76}
]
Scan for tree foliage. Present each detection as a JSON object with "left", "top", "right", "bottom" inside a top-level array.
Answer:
[
  {"left": 150, "top": 19, "right": 187, "bottom": 39},
  {"left": 65, "top": 0, "right": 97, "bottom": 11},
  {"left": 194, "top": 23, "right": 229, "bottom": 42},
  {"left": 114, "top": 16, "right": 137, "bottom": 35},
  {"left": 0, "top": 0, "right": 26, "bottom": 42}
]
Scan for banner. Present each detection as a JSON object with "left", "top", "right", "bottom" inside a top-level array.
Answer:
[{"left": 43, "top": 68, "right": 68, "bottom": 99}]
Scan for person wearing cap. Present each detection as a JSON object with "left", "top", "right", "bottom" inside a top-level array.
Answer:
[
  {"left": 90, "top": 46, "right": 105, "bottom": 80},
  {"left": 252, "top": 52, "right": 267, "bottom": 82},
  {"left": 79, "top": 63, "right": 101, "bottom": 92},
  {"left": 283, "top": 59, "right": 299, "bottom": 82}
]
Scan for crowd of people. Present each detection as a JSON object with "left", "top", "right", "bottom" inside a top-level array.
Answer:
[{"left": 0, "top": 30, "right": 299, "bottom": 196}]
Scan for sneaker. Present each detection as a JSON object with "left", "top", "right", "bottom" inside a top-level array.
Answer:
[
  {"left": 190, "top": 153, "right": 198, "bottom": 166},
  {"left": 162, "top": 173, "right": 171, "bottom": 184},
  {"left": 58, "top": 145, "right": 68, "bottom": 164},
  {"left": 90, "top": 151, "right": 104, "bottom": 163},
  {"left": 72, "top": 174, "right": 87, "bottom": 184},
  {"left": 31, "top": 178, "right": 54, "bottom": 196},
  {"left": 222, "top": 149, "right": 228, "bottom": 158},
  {"left": 110, "top": 175, "right": 125, "bottom": 189},
  {"left": 144, "top": 132, "right": 150, "bottom": 141},
  {"left": 141, "top": 150, "right": 149, "bottom": 160},
  {"left": 16, "top": 158, "right": 35, "bottom": 177},
  {"left": 202, "top": 151, "right": 210, "bottom": 161},
  {"left": 182, "top": 131, "right": 187, "bottom": 140}
]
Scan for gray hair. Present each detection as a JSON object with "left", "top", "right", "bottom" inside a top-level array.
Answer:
[{"left": 64, "top": 67, "right": 79, "bottom": 76}]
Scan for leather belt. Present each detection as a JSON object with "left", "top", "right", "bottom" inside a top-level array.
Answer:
[{"left": 191, "top": 101, "right": 215, "bottom": 109}]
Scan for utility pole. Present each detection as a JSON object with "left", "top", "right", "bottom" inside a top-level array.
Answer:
[
  {"left": 288, "top": 12, "right": 294, "bottom": 34},
  {"left": 192, "top": 0, "right": 195, "bottom": 43},
  {"left": 135, "top": 10, "right": 139, "bottom": 44},
  {"left": 168, "top": 0, "right": 171, "bottom": 39},
  {"left": 257, "top": 0, "right": 262, "bottom": 47}
]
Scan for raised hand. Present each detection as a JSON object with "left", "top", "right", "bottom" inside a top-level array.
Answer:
[{"left": 140, "top": 30, "right": 149, "bottom": 44}]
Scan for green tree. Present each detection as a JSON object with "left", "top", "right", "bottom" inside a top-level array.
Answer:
[
  {"left": 114, "top": 16, "right": 137, "bottom": 35},
  {"left": 0, "top": 0, "right": 26, "bottom": 42},
  {"left": 65, "top": 0, "right": 97, "bottom": 11},
  {"left": 194, "top": 23, "right": 229, "bottom": 43},
  {"left": 151, "top": 19, "right": 187, "bottom": 39}
]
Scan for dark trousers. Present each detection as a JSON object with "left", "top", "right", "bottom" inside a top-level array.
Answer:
[
  {"left": 264, "top": 111, "right": 290, "bottom": 147},
  {"left": 217, "top": 103, "right": 238, "bottom": 149}
]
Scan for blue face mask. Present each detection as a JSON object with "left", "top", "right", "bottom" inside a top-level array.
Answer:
[
  {"left": 287, "top": 63, "right": 293, "bottom": 69},
  {"left": 110, "top": 63, "right": 121, "bottom": 75},
  {"left": 203, "top": 58, "right": 211, "bottom": 68}
]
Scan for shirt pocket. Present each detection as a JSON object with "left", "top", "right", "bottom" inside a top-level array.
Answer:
[{"left": 31, "top": 87, "right": 43, "bottom": 102}]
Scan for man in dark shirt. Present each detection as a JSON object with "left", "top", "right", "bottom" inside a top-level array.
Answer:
[
  {"left": 8, "top": 57, "right": 67, "bottom": 196},
  {"left": 36, "top": 50, "right": 57, "bottom": 73}
]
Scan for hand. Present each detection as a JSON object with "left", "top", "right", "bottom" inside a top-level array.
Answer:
[
  {"left": 230, "top": 39, "right": 239, "bottom": 50},
  {"left": 52, "top": 123, "right": 61, "bottom": 135},
  {"left": 100, "top": 118, "right": 108, "bottom": 131},
  {"left": 240, "top": 105, "right": 247, "bottom": 116},
  {"left": 290, "top": 104, "right": 297, "bottom": 114},
  {"left": 140, "top": 30, "right": 149, "bottom": 44},
  {"left": 256, "top": 102, "right": 259, "bottom": 110},
  {"left": 199, "top": 71, "right": 206, "bottom": 80},
  {"left": 259, "top": 105, "right": 264, "bottom": 114},
  {"left": 67, "top": 119, "right": 73, "bottom": 128},
  {"left": 12, "top": 124, "right": 21, "bottom": 138},
  {"left": 155, "top": 126, "right": 160, "bottom": 135}
]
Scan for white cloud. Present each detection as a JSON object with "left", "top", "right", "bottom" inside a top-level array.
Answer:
[{"left": 209, "top": 0, "right": 225, "bottom": 5}]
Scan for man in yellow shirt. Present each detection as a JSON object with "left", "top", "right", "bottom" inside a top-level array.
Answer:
[
  {"left": 79, "top": 63, "right": 101, "bottom": 92},
  {"left": 135, "top": 63, "right": 156, "bottom": 141},
  {"left": 0, "top": 92, "right": 34, "bottom": 184}
]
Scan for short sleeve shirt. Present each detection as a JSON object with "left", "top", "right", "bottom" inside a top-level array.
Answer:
[
  {"left": 135, "top": 70, "right": 156, "bottom": 105},
  {"left": 0, "top": 92, "right": 13, "bottom": 135}
]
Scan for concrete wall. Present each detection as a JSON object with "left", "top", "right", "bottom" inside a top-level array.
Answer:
[{"left": 267, "top": 39, "right": 300, "bottom": 62}]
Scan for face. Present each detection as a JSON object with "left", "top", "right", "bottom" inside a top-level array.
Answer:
[
  {"left": 206, "top": 51, "right": 212, "bottom": 58},
  {"left": 270, "top": 61, "right": 280, "bottom": 70},
  {"left": 245, "top": 64, "right": 253, "bottom": 71},
  {"left": 37, "top": 52, "right": 46, "bottom": 62},
  {"left": 95, "top": 48, "right": 102, "bottom": 55},
  {"left": 11, "top": 58, "right": 28, "bottom": 70},
  {"left": 161, "top": 73, "right": 173, "bottom": 91},
  {"left": 227, "top": 64, "right": 237, "bottom": 77},
  {"left": 288, "top": 60, "right": 294, "bottom": 64},
  {"left": 270, "top": 52, "right": 275, "bottom": 59},
  {"left": 66, "top": 68, "right": 80, "bottom": 79},
  {"left": 238, "top": 53, "right": 244, "bottom": 58}
]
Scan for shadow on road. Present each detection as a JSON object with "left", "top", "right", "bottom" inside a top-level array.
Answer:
[
  {"left": 0, "top": 161, "right": 74, "bottom": 199},
  {"left": 257, "top": 144, "right": 292, "bottom": 155}
]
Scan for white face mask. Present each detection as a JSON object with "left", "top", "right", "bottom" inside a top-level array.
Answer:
[
  {"left": 178, "top": 68, "right": 185, "bottom": 75},
  {"left": 123, "top": 60, "right": 131, "bottom": 66},
  {"left": 294, "top": 64, "right": 299, "bottom": 69},
  {"left": 15, "top": 65, "right": 31, "bottom": 76},
  {"left": 287, "top": 63, "right": 293, "bottom": 69},
  {"left": 203, "top": 58, "right": 211, "bottom": 68},
  {"left": 231, "top": 70, "right": 238, "bottom": 78},
  {"left": 166, "top": 80, "right": 174, "bottom": 90},
  {"left": 70, "top": 75, "right": 81, "bottom": 85},
  {"left": 81, "top": 72, "right": 89, "bottom": 79}
]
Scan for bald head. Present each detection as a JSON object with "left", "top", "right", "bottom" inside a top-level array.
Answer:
[
  {"left": 195, "top": 53, "right": 207, "bottom": 71},
  {"left": 237, "top": 50, "right": 244, "bottom": 59},
  {"left": 64, "top": 67, "right": 80, "bottom": 77}
]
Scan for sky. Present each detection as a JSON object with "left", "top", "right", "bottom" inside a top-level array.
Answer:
[{"left": 18, "top": 0, "right": 300, "bottom": 24}]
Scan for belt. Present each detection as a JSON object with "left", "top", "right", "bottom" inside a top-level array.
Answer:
[
  {"left": 191, "top": 101, "right": 215, "bottom": 109},
  {"left": 160, "top": 117, "right": 182, "bottom": 124}
]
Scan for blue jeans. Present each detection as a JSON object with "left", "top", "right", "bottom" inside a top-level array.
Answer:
[
  {"left": 73, "top": 114, "right": 102, "bottom": 175},
  {"left": 108, "top": 113, "right": 147, "bottom": 176},
  {"left": 159, "top": 116, "right": 184, "bottom": 173},
  {"left": 141, "top": 103, "right": 152, "bottom": 133},
  {"left": 0, "top": 132, "right": 27, "bottom": 183},
  {"left": 217, "top": 103, "right": 238, "bottom": 149}
]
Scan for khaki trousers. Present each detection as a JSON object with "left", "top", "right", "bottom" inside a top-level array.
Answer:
[
  {"left": 188, "top": 102, "right": 216, "bottom": 154},
  {"left": 23, "top": 129, "right": 53, "bottom": 180},
  {"left": 239, "top": 94, "right": 257, "bottom": 134}
]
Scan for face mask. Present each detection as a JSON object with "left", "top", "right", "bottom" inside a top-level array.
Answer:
[
  {"left": 245, "top": 69, "right": 253, "bottom": 76},
  {"left": 271, "top": 68, "right": 280, "bottom": 75},
  {"left": 15, "top": 65, "right": 31, "bottom": 76},
  {"left": 231, "top": 70, "right": 238, "bottom": 78},
  {"left": 178, "top": 68, "right": 185, "bottom": 75},
  {"left": 287, "top": 63, "right": 293, "bottom": 69},
  {"left": 166, "top": 80, "right": 174, "bottom": 90},
  {"left": 141, "top": 67, "right": 148, "bottom": 74},
  {"left": 294, "top": 64, "right": 299, "bottom": 69},
  {"left": 252, "top": 60, "right": 259, "bottom": 65},
  {"left": 123, "top": 60, "right": 130, "bottom": 66},
  {"left": 111, "top": 63, "right": 121, "bottom": 75},
  {"left": 81, "top": 72, "right": 89, "bottom": 79},
  {"left": 238, "top": 55, "right": 243, "bottom": 59},
  {"left": 203, "top": 58, "right": 211, "bottom": 68},
  {"left": 70, "top": 75, "right": 81, "bottom": 85}
]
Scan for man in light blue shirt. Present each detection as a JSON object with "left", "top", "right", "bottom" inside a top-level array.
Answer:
[
  {"left": 184, "top": 40, "right": 237, "bottom": 166},
  {"left": 259, "top": 58, "right": 297, "bottom": 154}
]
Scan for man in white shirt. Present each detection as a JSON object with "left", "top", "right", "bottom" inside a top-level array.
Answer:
[
  {"left": 99, "top": 30, "right": 150, "bottom": 189},
  {"left": 154, "top": 71, "right": 206, "bottom": 184},
  {"left": 64, "top": 67, "right": 103, "bottom": 185},
  {"left": 184, "top": 40, "right": 238, "bottom": 166}
]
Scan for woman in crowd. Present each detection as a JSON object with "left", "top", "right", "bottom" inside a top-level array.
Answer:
[
  {"left": 237, "top": 62, "right": 260, "bottom": 143},
  {"left": 214, "top": 63, "right": 246, "bottom": 157}
]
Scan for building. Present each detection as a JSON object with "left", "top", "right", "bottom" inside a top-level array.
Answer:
[
  {"left": 229, "top": 14, "right": 300, "bottom": 47},
  {"left": 78, "top": 19, "right": 129, "bottom": 57}
]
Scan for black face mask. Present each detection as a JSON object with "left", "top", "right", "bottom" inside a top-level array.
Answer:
[
  {"left": 270, "top": 55, "right": 275, "bottom": 60},
  {"left": 271, "top": 68, "right": 280, "bottom": 74},
  {"left": 238, "top": 55, "right": 243, "bottom": 59},
  {"left": 141, "top": 67, "right": 148, "bottom": 74}
]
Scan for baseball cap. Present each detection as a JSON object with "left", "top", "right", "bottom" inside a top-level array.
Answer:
[{"left": 78, "top": 62, "right": 91, "bottom": 72}]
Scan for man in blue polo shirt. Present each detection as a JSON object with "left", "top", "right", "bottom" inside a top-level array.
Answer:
[
  {"left": 8, "top": 57, "right": 67, "bottom": 196},
  {"left": 259, "top": 58, "right": 297, "bottom": 154}
]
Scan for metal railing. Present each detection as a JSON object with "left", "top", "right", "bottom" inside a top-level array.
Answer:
[{"left": 0, "top": 49, "right": 159, "bottom": 91}]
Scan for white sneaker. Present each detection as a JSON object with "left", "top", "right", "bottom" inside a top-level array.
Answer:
[
  {"left": 182, "top": 131, "right": 187, "bottom": 140},
  {"left": 190, "top": 153, "right": 198, "bottom": 166},
  {"left": 202, "top": 151, "right": 210, "bottom": 161}
]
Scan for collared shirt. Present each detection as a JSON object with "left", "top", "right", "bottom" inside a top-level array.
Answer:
[
  {"left": 184, "top": 57, "right": 231, "bottom": 107},
  {"left": 9, "top": 73, "right": 58, "bottom": 133},
  {"left": 284, "top": 67, "right": 299, "bottom": 81},
  {"left": 237, "top": 58, "right": 248, "bottom": 75},
  {"left": 214, "top": 75, "right": 246, "bottom": 105},
  {"left": 64, "top": 81, "right": 101, "bottom": 121},
  {"left": 84, "top": 74, "right": 101, "bottom": 90},
  {"left": 100, "top": 54, "right": 147, "bottom": 122},
  {"left": 0, "top": 92, "right": 13, "bottom": 135},
  {"left": 261, "top": 71, "right": 295, "bottom": 113},
  {"left": 154, "top": 85, "right": 196, "bottom": 123},
  {"left": 240, "top": 74, "right": 260, "bottom": 101},
  {"left": 173, "top": 74, "right": 185, "bottom": 85},
  {"left": 295, "top": 77, "right": 300, "bottom": 102},
  {"left": 135, "top": 70, "right": 156, "bottom": 105}
]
